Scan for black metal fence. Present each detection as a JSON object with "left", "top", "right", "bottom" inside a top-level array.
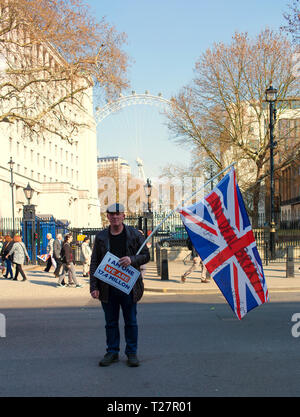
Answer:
[
  {"left": 0, "top": 217, "right": 22, "bottom": 236},
  {"left": 2, "top": 212, "right": 300, "bottom": 265}
]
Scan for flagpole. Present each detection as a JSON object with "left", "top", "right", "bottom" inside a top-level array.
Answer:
[{"left": 136, "top": 162, "right": 236, "bottom": 255}]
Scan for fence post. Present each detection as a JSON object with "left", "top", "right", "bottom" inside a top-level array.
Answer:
[
  {"left": 160, "top": 248, "right": 169, "bottom": 281},
  {"left": 265, "top": 241, "right": 269, "bottom": 266},
  {"left": 286, "top": 246, "right": 294, "bottom": 278}
]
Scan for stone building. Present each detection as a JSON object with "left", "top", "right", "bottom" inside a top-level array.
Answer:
[{"left": 0, "top": 5, "right": 100, "bottom": 228}]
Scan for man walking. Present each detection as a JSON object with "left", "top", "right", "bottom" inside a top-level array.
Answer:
[
  {"left": 90, "top": 203, "right": 150, "bottom": 367},
  {"left": 44, "top": 233, "right": 55, "bottom": 272},
  {"left": 53, "top": 233, "right": 63, "bottom": 278},
  {"left": 181, "top": 237, "right": 210, "bottom": 283}
]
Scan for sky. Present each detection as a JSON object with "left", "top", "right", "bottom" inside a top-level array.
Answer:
[{"left": 86, "top": 0, "right": 289, "bottom": 180}]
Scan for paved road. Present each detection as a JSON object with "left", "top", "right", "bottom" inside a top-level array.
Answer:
[{"left": 1, "top": 291, "right": 300, "bottom": 397}]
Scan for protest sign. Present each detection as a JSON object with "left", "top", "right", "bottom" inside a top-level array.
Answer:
[{"left": 94, "top": 251, "right": 140, "bottom": 295}]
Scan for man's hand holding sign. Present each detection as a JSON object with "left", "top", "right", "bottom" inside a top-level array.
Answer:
[{"left": 91, "top": 255, "right": 132, "bottom": 299}]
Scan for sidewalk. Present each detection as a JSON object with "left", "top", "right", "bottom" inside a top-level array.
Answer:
[
  {"left": 143, "top": 261, "right": 300, "bottom": 294},
  {"left": 1, "top": 261, "right": 300, "bottom": 308}
]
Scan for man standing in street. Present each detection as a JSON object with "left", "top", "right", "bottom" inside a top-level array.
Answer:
[{"left": 90, "top": 203, "right": 150, "bottom": 367}]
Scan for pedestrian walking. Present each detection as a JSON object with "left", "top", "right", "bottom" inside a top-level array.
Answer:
[
  {"left": 1, "top": 235, "right": 14, "bottom": 279},
  {"left": 90, "top": 203, "right": 150, "bottom": 367},
  {"left": 44, "top": 233, "right": 56, "bottom": 272},
  {"left": 80, "top": 237, "right": 92, "bottom": 277},
  {"left": 6, "top": 235, "right": 30, "bottom": 281},
  {"left": 57, "top": 234, "right": 83, "bottom": 288},
  {"left": 181, "top": 237, "right": 210, "bottom": 283},
  {"left": 53, "top": 233, "right": 63, "bottom": 278}
]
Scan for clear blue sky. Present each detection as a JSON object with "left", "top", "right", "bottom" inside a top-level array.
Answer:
[{"left": 86, "top": 0, "right": 289, "bottom": 179}]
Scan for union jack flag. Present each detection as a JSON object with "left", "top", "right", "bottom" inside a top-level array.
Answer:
[
  {"left": 179, "top": 168, "right": 269, "bottom": 319},
  {"left": 37, "top": 254, "right": 50, "bottom": 262}
]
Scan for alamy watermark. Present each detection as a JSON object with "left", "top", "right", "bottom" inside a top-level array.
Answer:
[
  {"left": 0, "top": 313, "right": 6, "bottom": 338},
  {"left": 98, "top": 175, "right": 207, "bottom": 214},
  {"left": 291, "top": 313, "right": 300, "bottom": 338}
]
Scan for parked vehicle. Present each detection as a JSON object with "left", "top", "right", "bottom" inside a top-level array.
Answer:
[{"left": 159, "top": 227, "right": 188, "bottom": 247}]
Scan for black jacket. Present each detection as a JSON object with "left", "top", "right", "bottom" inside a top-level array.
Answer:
[
  {"left": 90, "top": 225, "right": 150, "bottom": 303},
  {"left": 1, "top": 241, "right": 14, "bottom": 261},
  {"left": 60, "top": 242, "right": 73, "bottom": 264}
]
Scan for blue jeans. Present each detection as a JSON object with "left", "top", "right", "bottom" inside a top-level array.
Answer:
[
  {"left": 5, "top": 259, "right": 13, "bottom": 278},
  {"left": 101, "top": 287, "right": 138, "bottom": 355}
]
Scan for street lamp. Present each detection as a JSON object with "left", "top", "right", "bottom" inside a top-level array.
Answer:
[
  {"left": 265, "top": 85, "right": 278, "bottom": 259},
  {"left": 143, "top": 178, "right": 153, "bottom": 259},
  {"left": 23, "top": 183, "right": 36, "bottom": 264},
  {"left": 24, "top": 182, "right": 34, "bottom": 204},
  {"left": 144, "top": 178, "right": 152, "bottom": 213},
  {"left": 8, "top": 157, "right": 15, "bottom": 235}
]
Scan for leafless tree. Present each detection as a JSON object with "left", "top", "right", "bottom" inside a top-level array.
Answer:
[
  {"left": 166, "top": 29, "right": 300, "bottom": 218},
  {"left": 0, "top": 0, "right": 130, "bottom": 142}
]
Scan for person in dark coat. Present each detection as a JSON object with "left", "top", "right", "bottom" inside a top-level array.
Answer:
[
  {"left": 1, "top": 235, "right": 14, "bottom": 279},
  {"left": 57, "top": 234, "right": 82, "bottom": 288},
  {"left": 90, "top": 203, "right": 150, "bottom": 367},
  {"left": 53, "top": 233, "right": 63, "bottom": 278}
]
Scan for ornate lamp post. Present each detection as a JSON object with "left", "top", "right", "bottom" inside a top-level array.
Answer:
[
  {"left": 265, "top": 85, "right": 278, "bottom": 259},
  {"left": 8, "top": 157, "right": 15, "bottom": 235},
  {"left": 144, "top": 178, "right": 152, "bottom": 213},
  {"left": 143, "top": 178, "right": 153, "bottom": 259},
  {"left": 23, "top": 183, "right": 36, "bottom": 264}
]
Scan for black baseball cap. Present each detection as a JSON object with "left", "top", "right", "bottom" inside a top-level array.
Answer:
[{"left": 106, "top": 203, "right": 125, "bottom": 213}]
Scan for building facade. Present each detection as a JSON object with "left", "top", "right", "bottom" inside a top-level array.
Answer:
[
  {"left": 0, "top": 9, "right": 100, "bottom": 229},
  {"left": 0, "top": 99, "right": 100, "bottom": 228},
  {"left": 276, "top": 98, "right": 300, "bottom": 223}
]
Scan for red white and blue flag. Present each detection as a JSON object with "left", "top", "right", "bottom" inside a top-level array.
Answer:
[
  {"left": 37, "top": 254, "right": 50, "bottom": 262},
  {"left": 179, "top": 168, "right": 269, "bottom": 319}
]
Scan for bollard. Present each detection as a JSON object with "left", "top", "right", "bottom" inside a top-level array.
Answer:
[
  {"left": 286, "top": 246, "right": 294, "bottom": 278},
  {"left": 156, "top": 244, "right": 161, "bottom": 276},
  {"left": 160, "top": 248, "right": 169, "bottom": 281}
]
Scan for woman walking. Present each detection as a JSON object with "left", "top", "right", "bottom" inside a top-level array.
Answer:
[
  {"left": 1, "top": 235, "right": 14, "bottom": 279},
  {"left": 80, "top": 237, "right": 92, "bottom": 277},
  {"left": 6, "top": 235, "right": 30, "bottom": 281},
  {"left": 57, "top": 234, "right": 83, "bottom": 288}
]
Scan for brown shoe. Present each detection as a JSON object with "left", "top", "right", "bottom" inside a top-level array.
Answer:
[{"left": 181, "top": 275, "right": 186, "bottom": 283}]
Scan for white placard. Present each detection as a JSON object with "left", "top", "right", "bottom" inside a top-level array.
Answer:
[{"left": 94, "top": 251, "right": 140, "bottom": 295}]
